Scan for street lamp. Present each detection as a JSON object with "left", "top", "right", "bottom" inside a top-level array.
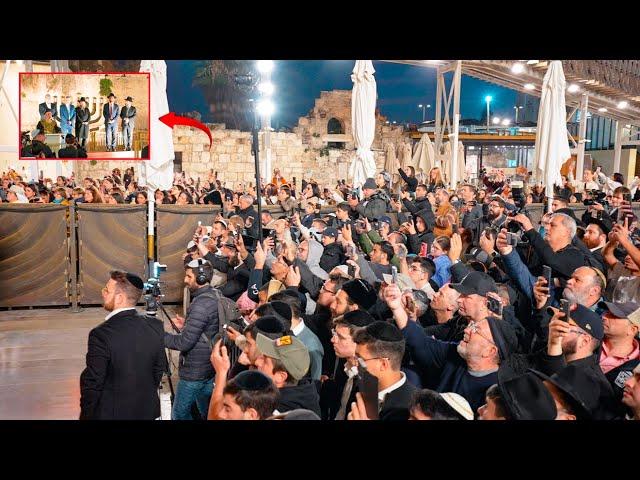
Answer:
[
  {"left": 492, "top": 117, "right": 501, "bottom": 125},
  {"left": 502, "top": 118, "right": 511, "bottom": 126},
  {"left": 514, "top": 105, "right": 524, "bottom": 124},
  {"left": 485, "top": 96, "right": 492, "bottom": 131},
  {"left": 418, "top": 103, "right": 432, "bottom": 122}
]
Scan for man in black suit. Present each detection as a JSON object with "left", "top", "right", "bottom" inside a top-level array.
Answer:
[
  {"left": 348, "top": 321, "right": 417, "bottom": 421},
  {"left": 120, "top": 96, "right": 136, "bottom": 151},
  {"left": 75, "top": 97, "right": 90, "bottom": 148},
  {"left": 79, "top": 271, "right": 167, "bottom": 420},
  {"left": 103, "top": 93, "right": 120, "bottom": 151},
  {"left": 38, "top": 94, "right": 60, "bottom": 121}
]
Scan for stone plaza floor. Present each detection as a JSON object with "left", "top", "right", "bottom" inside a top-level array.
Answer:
[{"left": 0, "top": 305, "right": 181, "bottom": 420}]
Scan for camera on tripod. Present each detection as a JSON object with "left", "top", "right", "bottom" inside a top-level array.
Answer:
[
  {"left": 583, "top": 189, "right": 607, "bottom": 206},
  {"left": 143, "top": 262, "right": 167, "bottom": 316}
]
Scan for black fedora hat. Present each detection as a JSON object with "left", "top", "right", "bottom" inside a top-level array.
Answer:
[
  {"left": 125, "top": 96, "right": 134, "bottom": 102},
  {"left": 498, "top": 370, "right": 557, "bottom": 420},
  {"left": 529, "top": 365, "right": 600, "bottom": 420}
]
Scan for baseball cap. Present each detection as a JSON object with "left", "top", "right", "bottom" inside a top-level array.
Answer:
[
  {"left": 322, "top": 227, "right": 339, "bottom": 240},
  {"left": 449, "top": 271, "right": 498, "bottom": 296},
  {"left": 378, "top": 215, "right": 392, "bottom": 226},
  {"left": 255, "top": 333, "right": 310, "bottom": 381},
  {"left": 599, "top": 301, "right": 640, "bottom": 329}
]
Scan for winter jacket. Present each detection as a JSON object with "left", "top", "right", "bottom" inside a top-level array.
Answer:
[
  {"left": 277, "top": 378, "right": 322, "bottom": 416},
  {"left": 354, "top": 191, "right": 389, "bottom": 221},
  {"left": 164, "top": 285, "right": 219, "bottom": 381},
  {"left": 398, "top": 168, "right": 418, "bottom": 192},
  {"left": 402, "top": 196, "right": 436, "bottom": 230},
  {"left": 402, "top": 320, "right": 498, "bottom": 413},
  {"left": 319, "top": 241, "right": 345, "bottom": 274},
  {"left": 278, "top": 196, "right": 298, "bottom": 215}
]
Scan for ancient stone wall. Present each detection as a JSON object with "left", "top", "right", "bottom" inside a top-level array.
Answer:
[{"left": 73, "top": 90, "right": 411, "bottom": 187}]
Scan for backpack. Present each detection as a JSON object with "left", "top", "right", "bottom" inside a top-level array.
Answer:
[{"left": 198, "top": 288, "right": 242, "bottom": 333}]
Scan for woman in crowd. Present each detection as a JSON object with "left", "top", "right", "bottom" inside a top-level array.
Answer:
[
  {"left": 429, "top": 236, "right": 452, "bottom": 287},
  {"left": 398, "top": 166, "right": 418, "bottom": 193},
  {"left": 136, "top": 191, "right": 148, "bottom": 205},
  {"left": 176, "top": 190, "right": 194, "bottom": 205},
  {"left": 427, "top": 167, "right": 445, "bottom": 193},
  {"left": 84, "top": 186, "right": 103, "bottom": 203}
]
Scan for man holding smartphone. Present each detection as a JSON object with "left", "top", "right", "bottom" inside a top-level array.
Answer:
[{"left": 348, "top": 321, "right": 416, "bottom": 421}]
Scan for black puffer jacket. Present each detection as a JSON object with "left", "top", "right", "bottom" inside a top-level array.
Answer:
[
  {"left": 164, "top": 285, "right": 219, "bottom": 381},
  {"left": 402, "top": 196, "right": 435, "bottom": 229}
]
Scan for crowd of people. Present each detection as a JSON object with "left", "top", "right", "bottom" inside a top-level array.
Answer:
[{"left": 63, "top": 161, "right": 640, "bottom": 420}]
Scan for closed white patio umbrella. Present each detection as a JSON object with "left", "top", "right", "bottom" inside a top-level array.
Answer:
[
  {"left": 412, "top": 133, "right": 435, "bottom": 176},
  {"left": 533, "top": 61, "right": 571, "bottom": 212},
  {"left": 349, "top": 60, "right": 377, "bottom": 187}
]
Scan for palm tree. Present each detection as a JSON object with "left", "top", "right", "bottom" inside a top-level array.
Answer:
[{"left": 192, "top": 60, "right": 257, "bottom": 131}]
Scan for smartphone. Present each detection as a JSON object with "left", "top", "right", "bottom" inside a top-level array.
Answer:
[
  {"left": 391, "top": 266, "right": 398, "bottom": 284},
  {"left": 420, "top": 242, "right": 429, "bottom": 257},
  {"left": 559, "top": 299, "right": 571, "bottom": 323},
  {"left": 356, "top": 358, "right": 379, "bottom": 420},
  {"left": 345, "top": 244, "right": 354, "bottom": 259},
  {"left": 451, "top": 223, "right": 458, "bottom": 232},
  {"left": 542, "top": 265, "right": 552, "bottom": 288},
  {"left": 487, "top": 295, "right": 503, "bottom": 316}
]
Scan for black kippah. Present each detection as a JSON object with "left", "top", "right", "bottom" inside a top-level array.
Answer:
[
  {"left": 366, "top": 321, "right": 403, "bottom": 342},
  {"left": 125, "top": 273, "right": 144, "bottom": 290},
  {"left": 233, "top": 370, "right": 273, "bottom": 391},
  {"left": 270, "top": 301, "right": 293, "bottom": 322},
  {"left": 255, "top": 315, "right": 286, "bottom": 335},
  {"left": 343, "top": 310, "right": 375, "bottom": 328}
]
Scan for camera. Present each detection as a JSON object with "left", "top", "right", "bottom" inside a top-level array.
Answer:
[
  {"left": 143, "top": 262, "right": 167, "bottom": 316},
  {"left": 583, "top": 190, "right": 607, "bottom": 206}
]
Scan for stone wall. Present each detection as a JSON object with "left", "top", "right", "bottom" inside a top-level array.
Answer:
[{"left": 72, "top": 90, "right": 411, "bottom": 187}]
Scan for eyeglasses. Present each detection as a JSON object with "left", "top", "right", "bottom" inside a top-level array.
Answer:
[
  {"left": 321, "top": 284, "right": 337, "bottom": 295},
  {"left": 466, "top": 321, "right": 496, "bottom": 346},
  {"left": 355, "top": 354, "right": 388, "bottom": 363}
]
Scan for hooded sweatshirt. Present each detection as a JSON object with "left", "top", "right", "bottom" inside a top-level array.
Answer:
[
  {"left": 408, "top": 209, "right": 435, "bottom": 255},
  {"left": 306, "top": 238, "right": 329, "bottom": 280}
]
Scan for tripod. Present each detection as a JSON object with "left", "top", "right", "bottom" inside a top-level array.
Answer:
[{"left": 145, "top": 296, "right": 180, "bottom": 403}]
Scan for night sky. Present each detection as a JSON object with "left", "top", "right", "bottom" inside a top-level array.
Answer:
[{"left": 166, "top": 60, "right": 519, "bottom": 128}]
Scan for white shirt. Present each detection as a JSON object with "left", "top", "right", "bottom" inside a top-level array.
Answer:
[
  {"left": 378, "top": 371, "right": 407, "bottom": 404},
  {"left": 291, "top": 320, "right": 305, "bottom": 336},
  {"left": 105, "top": 307, "right": 136, "bottom": 321}
]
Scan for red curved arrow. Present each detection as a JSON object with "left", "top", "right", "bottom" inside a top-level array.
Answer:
[{"left": 159, "top": 112, "right": 212, "bottom": 150}]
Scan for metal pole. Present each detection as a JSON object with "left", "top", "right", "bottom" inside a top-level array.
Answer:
[
  {"left": 148, "top": 185, "right": 155, "bottom": 277},
  {"left": 435, "top": 69, "right": 443, "bottom": 156},
  {"left": 252, "top": 107, "right": 263, "bottom": 242},
  {"left": 451, "top": 61, "right": 462, "bottom": 189},
  {"left": 515, "top": 106, "right": 519, "bottom": 125},
  {"left": 69, "top": 202, "right": 81, "bottom": 312},
  {"left": 576, "top": 94, "right": 589, "bottom": 182},
  {"left": 614, "top": 121, "right": 623, "bottom": 173},
  {"left": 422, "top": 105, "right": 425, "bottom": 122},
  {"left": 486, "top": 100, "right": 490, "bottom": 132}
]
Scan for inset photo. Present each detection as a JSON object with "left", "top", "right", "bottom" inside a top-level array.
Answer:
[{"left": 19, "top": 72, "right": 150, "bottom": 160}]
